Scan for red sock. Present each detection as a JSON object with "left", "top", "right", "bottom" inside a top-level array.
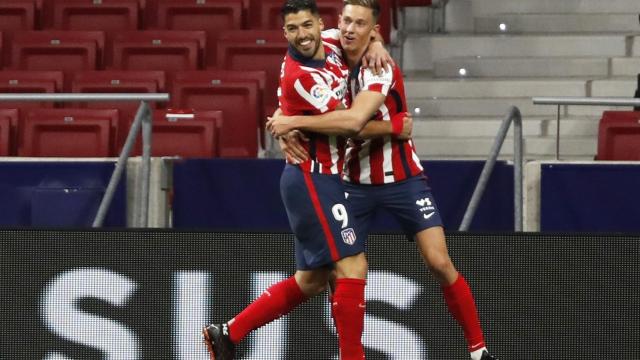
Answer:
[
  {"left": 228, "top": 276, "right": 307, "bottom": 344},
  {"left": 442, "top": 274, "right": 485, "bottom": 352},
  {"left": 332, "top": 278, "right": 366, "bottom": 360}
]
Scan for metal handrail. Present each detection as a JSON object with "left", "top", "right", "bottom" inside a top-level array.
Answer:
[
  {"left": 459, "top": 106, "right": 523, "bottom": 231},
  {"left": 0, "top": 93, "right": 170, "bottom": 228},
  {"left": 532, "top": 96, "right": 640, "bottom": 160}
]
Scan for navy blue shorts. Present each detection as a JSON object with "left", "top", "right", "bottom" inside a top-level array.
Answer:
[
  {"left": 344, "top": 174, "right": 444, "bottom": 240},
  {"left": 280, "top": 164, "right": 365, "bottom": 270}
]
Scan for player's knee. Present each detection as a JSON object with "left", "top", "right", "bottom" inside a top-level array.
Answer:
[
  {"left": 335, "top": 252, "right": 368, "bottom": 279},
  {"left": 425, "top": 255, "right": 454, "bottom": 278},
  {"left": 299, "top": 280, "right": 328, "bottom": 296}
]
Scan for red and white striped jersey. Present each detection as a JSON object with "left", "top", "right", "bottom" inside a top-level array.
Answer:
[
  {"left": 343, "top": 63, "right": 424, "bottom": 184},
  {"left": 278, "top": 30, "right": 350, "bottom": 175}
]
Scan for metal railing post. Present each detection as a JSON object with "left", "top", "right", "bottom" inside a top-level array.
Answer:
[
  {"left": 94, "top": 101, "right": 151, "bottom": 227},
  {"left": 460, "top": 106, "right": 523, "bottom": 231},
  {"left": 139, "top": 102, "right": 153, "bottom": 227}
]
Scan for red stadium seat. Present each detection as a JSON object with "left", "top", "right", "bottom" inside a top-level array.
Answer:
[
  {"left": 0, "top": 109, "right": 18, "bottom": 156},
  {"left": 0, "top": 117, "right": 10, "bottom": 156},
  {"left": 172, "top": 71, "right": 260, "bottom": 157},
  {"left": 110, "top": 31, "right": 205, "bottom": 75},
  {"left": 45, "top": 0, "right": 140, "bottom": 31},
  {"left": 0, "top": 1, "right": 37, "bottom": 33},
  {"left": 156, "top": 0, "right": 243, "bottom": 67},
  {"left": 0, "top": 1, "right": 37, "bottom": 64},
  {"left": 136, "top": 109, "right": 221, "bottom": 158},
  {"left": 71, "top": 70, "right": 165, "bottom": 151},
  {"left": 248, "top": 0, "right": 343, "bottom": 30},
  {"left": 9, "top": 31, "right": 104, "bottom": 90},
  {"left": 0, "top": 32, "right": 3, "bottom": 69},
  {"left": 19, "top": 108, "right": 118, "bottom": 157},
  {"left": 0, "top": 71, "right": 63, "bottom": 146},
  {"left": 596, "top": 111, "right": 640, "bottom": 161},
  {"left": 216, "top": 30, "right": 287, "bottom": 119}
]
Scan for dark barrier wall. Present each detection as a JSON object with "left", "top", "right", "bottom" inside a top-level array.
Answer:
[
  {"left": 172, "top": 159, "right": 515, "bottom": 231},
  {"left": 541, "top": 163, "right": 640, "bottom": 231},
  {"left": 0, "top": 162, "right": 126, "bottom": 227},
  {"left": 0, "top": 230, "right": 638, "bottom": 359}
]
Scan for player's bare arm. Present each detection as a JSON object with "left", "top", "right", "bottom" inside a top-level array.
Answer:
[
  {"left": 267, "top": 90, "right": 385, "bottom": 137},
  {"left": 355, "top": 112, "right": 413, "bottom": 140}
]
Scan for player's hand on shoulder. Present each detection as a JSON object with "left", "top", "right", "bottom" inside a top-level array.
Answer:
[{"left": 362, "top": 40, "right": 394, "bottom": 76}]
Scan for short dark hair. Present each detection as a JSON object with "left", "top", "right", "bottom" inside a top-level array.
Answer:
[
  {"left": 343, "top": 0, "right": 380, "bottom": 22},
  {"left": 281, "top": 0, "right": 320, "bottom": 20}
]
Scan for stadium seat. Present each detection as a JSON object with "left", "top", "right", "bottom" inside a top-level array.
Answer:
[
  {"left": 45, "top": 0, "right": 140, "bottom": 31},
  {"left": 156, "top": 0, "right": 243, "bottom": 67},
  {"left": 0, "top": 70, "right": 62, "bottom": 152},
  {"left": 216, "top": 30, "right": 287, "bottom": 119},
  {"left": 0, "top": 0, "right": 37, "bottom": 66},
  {"left": 110, "top": 31, "right": 206, "bottom": 76},
  {"left": 70, "top": 70, "right": 166, "bottom": 151},
  {"left": 0, "top": 109, "right": 18, "bottom": 156},
  {"left": 19, "top": 108, "right": 118, "bottom": 157},
  {"left": 248, "top": 0, "right": 343, "bottom": 30},
  {"left": 172, "top": 71, "right": 260, "bottom": 157},
  {"left": 9, "top": 31, "right": 104, "bottom": 90},
  {"left": 0, "top": 32, "right": 3, "bottom": 69},
  {"left": 134, "top": 109, "right": 221, "bottom": 158},
  {"left": 596, "top": 111, "right": 640, "bottom": 161}
]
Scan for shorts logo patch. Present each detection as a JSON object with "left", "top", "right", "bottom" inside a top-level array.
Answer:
[
  {"left": 416, "top": 198, "right": 432, "bottom": 207},
  {"left": 341, "top": 228, "right": 357, "bottom": 245}
]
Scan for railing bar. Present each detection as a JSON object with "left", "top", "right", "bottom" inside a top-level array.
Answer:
[
  {"left": 93, "top": 101, "right": 149, "bottom": 228},
  {"left": 533, "top": 97, "right": 640, "bottom": 107},
  {"left": 460, "top": 106, "right": 523, "bottom": 231},
  {"left": 556, "top": 105, "right": 561, "bottom": 161},
  {"left": 139, "top": 102, "right": 152, "bottom": 227},
  {"left": 0, "top": 93, "right": 169, "bottom": 102},
  {"left": 513, "top": 108, "right": 523, "bottom": 231}
]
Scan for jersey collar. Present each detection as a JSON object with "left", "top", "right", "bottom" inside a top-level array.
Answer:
[{"left": 288, "top": 44, "right": 326, "bottom": 68}]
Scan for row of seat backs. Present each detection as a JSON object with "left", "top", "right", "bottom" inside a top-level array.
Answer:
[
  {"left": 0, "top": 0, "right": 345, "bottom": 32},
  {"left": 0, "top": 30, "right": 284, "bottom": 120},
  {"left": 0, "top": 69, "right": 265, "bottom": 157},
  {"left": 597, "top": 111, "right": 640, "bottom": 161},
  {"left": 0, "top": 0, "right": 434, "bottom": 60},
  {"left": 0, "top": 108, "right": 222, "bottom": 158}
]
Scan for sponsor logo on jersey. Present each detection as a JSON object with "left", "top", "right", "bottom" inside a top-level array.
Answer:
[{"left": 311, "top": 84, "right": 329, "bottom": 101}]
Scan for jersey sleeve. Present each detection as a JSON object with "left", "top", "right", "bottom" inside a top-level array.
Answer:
[
  {"left": 321, "top": 28, "right": 341, "bottom": 47},
  {"left": 360, "top": 63, "right": 394, "bottom": 96},
  {"left": 291, "top": 72, "right": 342, "bottom": 114}
]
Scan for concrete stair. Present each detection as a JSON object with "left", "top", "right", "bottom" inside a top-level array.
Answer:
[
  {"left": 399, "top": 0, "right": 640, "bottom": 160},
  {"left": 433, "top": 57, "right": 609, "bottom": 78},
  {"left": 403, "top": 34, "right": 631, "bottom": 71},
  {"left": 474, "top": 13, "right": 639, "bottom": 34},
  {"left": 471, "top": 0, "right": 640, "bottom": 16}
]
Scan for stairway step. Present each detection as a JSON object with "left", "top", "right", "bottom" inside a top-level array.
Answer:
[
  {"left": 471, "top": 0, "right": 640, "bottom": 16},
  {"left": 591, "top": 78, "right": 638, "bottom": 97},
  {"left": 433, "top": 57, "right": 609, "bottom": 78},
  {"left": 474, "top": 13, "right": 639, "bottom": 33},
  {"left": 611, "top": 57, "right": 640, "bottom": 76},
  {"left": 404, "top": 34, "right": 629, "bottom": 71},
  {"left": 413, "top": 116, "right": 599, "bottom": 137},
  {"left": 405, "top": 78, "right": 587, "bottom": 98},
  {"left": 412, "top": 136, "right": 597, "bottom": 159}
]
